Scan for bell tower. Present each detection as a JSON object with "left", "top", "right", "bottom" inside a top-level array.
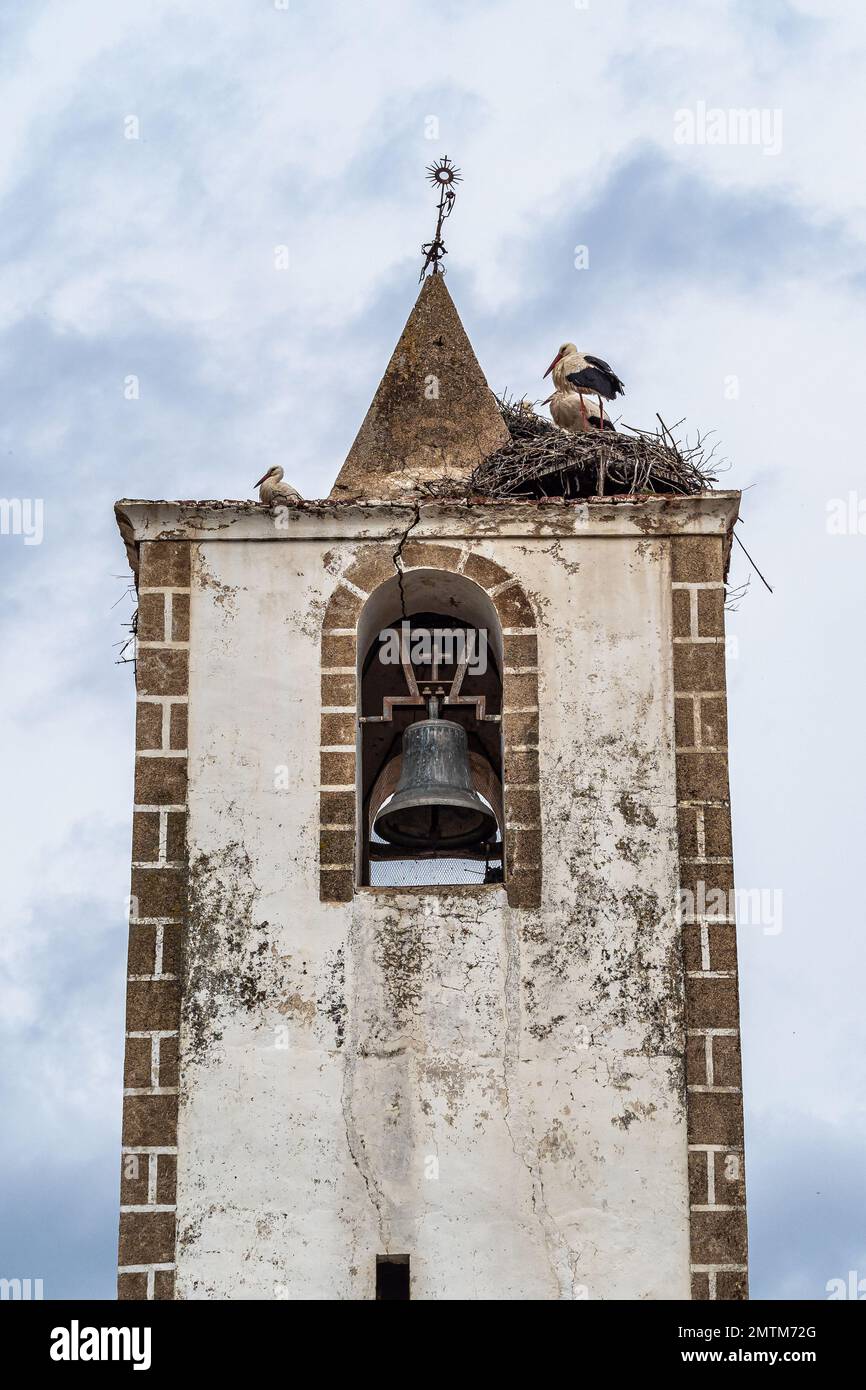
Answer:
[{"left": 114, "top": 268, "right": 748, "bottom": 1301}]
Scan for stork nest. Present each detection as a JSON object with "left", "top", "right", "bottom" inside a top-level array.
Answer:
[{"left": 466, "top": 397, "right": 723, "bottom": 500}]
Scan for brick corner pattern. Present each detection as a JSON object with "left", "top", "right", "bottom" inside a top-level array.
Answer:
[
  {"left": 118, "top": 539, "right": 190, "bottom": 1300},
  {"left": 671, "top": 534, "right": 749, "bottom": 1301}
]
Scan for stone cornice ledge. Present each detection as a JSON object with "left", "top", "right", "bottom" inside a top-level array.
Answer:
[{"left": 116, "top": 491, "right": 740, "bottom": 562}]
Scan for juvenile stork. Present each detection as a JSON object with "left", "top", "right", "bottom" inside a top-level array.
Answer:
[
  {"left": 543, "top": 389, "right": 617, "bottom": 433},
  {"left": 254, "top": 466, "right": 302, "bottom": 506},
  {"left": 543, "top": 342, "right": 625, "bottom": 430}
]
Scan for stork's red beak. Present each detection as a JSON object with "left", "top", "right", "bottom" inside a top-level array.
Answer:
[
  {"left": 254, "top": 471, "right": 270, "bottom": 488},
  {"left": 543, "top": 350, "right": 564, "bottom": 379}
]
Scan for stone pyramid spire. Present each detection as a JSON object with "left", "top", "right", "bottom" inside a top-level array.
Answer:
[{"left": 329, "top": 272, "right": 509, "bottom": 499}]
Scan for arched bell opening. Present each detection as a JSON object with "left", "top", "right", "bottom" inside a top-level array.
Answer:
[{"left": 357, "top": 569, "right": 505, "bottom": 888}]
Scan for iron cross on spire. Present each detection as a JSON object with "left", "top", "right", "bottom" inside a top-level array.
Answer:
[{"left": 419, "top": 156, "right": 462, "bottom": 281}]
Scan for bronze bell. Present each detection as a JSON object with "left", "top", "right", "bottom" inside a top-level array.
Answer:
[{"left": 373, "top": 702, "right": 498, "bottom": 851}]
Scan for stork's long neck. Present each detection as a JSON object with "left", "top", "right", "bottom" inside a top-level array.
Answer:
[{"left": 552, "top": 354, "right": 579, "bottom": 391}]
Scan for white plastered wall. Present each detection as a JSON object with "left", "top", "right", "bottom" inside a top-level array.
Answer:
[{"left": 175, "top": 526, "right": 689, "bottom": 1299}]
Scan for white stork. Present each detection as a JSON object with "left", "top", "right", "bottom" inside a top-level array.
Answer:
[
  {"left": 543, "top": 342, "right": 625, "bottom": 430},
  {"left": 543, "top": 389, "right": 617, "bottom": 434},
  {"left": 254, "top": 466, "right": 302, "bottom": 506}
]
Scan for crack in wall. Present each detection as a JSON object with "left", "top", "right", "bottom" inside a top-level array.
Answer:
[{"left": 392, "top": 501, "right": 422, "bottom": 620}]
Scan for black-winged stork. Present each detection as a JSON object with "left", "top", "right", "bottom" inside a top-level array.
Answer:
[{"left": 543, "top": 342, "right": 625, "bottom": 430}]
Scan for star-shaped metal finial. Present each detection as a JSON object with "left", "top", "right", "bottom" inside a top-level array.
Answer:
[{"left": 420, "top": 156, "right": 462, "bottom": 281}]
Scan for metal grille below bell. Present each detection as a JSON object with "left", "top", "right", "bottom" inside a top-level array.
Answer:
[{"left": 372, "top": 718, "right": 498, "bottom": 850}]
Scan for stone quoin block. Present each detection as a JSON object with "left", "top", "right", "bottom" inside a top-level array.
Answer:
[
  {"left": 123, "top": 1036, "right": 153, "bottom": 1090},
  {"left": 677, "top": 806, "right": 700, "bottom": 858},
  {"left": 681, "top": 926, "right": 704, "bottom": 974},
  {"left": 118, "top": 1212, "right": 176, "bottom": 1266},
  {"left": 686, "top": 1091, "right": 745, "bottom": 1147},
  {"left": 688, "top": 1149, "right": 711, "bottom": 1205},
  {"left": 672, "top": 588, "right": 692, "bottom": 638},
  {"left": 712, "top": 1149, "right": 746, "bottom": 1205},
  {"left": 136, "top": 648, "right": 189, "bottom": 698},
  {"left": 676, "top": 749, "right": 730, "bottom": 803},
  {"left": 119, "top": 1155, "right": 149, "bottom": 1207},
  {"left": 160, "top": 924, "right": 183, "bottom": 979},
  {"left": 135, "top": 757, "right": 188, "bottom": 806},
  {"left": 673, "top": 642, "right": 727, "bottom": 694},
  {"left": 165, "top": 812, "right": 186, "bottom": 862},
  {"left": 675, "top": 697, "right": 696, "bottom": 748},
  {"left": 705, "top": 924, "right": 739, "bottom": 972},
  {"left": 685, "top": 975, "right": 741, "bottom": 1030},
  {"left": 697, "top": 587, "right": 726, "bottom": 637},
  {"left": 138, "top": 540, "right": 191, "bottom": 589},
  {"left": 699, "top": 696, "right": 728, "bottom": 748},
  {"left": 130, "top": 867, "right": 185, "bottom": 920},
  {"left": 125, "top": 979, "right": 181, "bottom": 1033},
  {"left": 118, "top": 1272, "right": 149, "bottom": 1301},
  {"left": 153, "top": 1271, "right": 175, "bottom": 1300},
  {"left": 703, "top": 806, "right": 734, "bottom": 858},
  {"left": 127, "top": 925, "right": 157, "bottom": 977},
  {"left": 690, "top": 1209, "right": 748, "bottom": 1265},
  {"left": 686, "top": 1034, "right": 709, "bottom": 1087},
  {"left": 135, "top": 703, "right": 163, "bottom": 750},
  {"left": 171, "top": 592, "right": 190, "bottom": 642},
  {"left": 122, "top": 1094, "right": 178, "bottom": 1148},
  {"left": 671, "top": 535, "right": 724, "bottom": 584},
  {"left": 715, "top": 1270, "right": 748, "bottom": 1301},
  {"left": 711, "top": 1034, "right": 743, "bottom": 1088},
  {"left": 158, "top": 1035, "right": 179, "bottom": 1089},
  {"left": 169, "top": 704, "right": 188, "bottom": 750},
  {"left": 136, "top": 592, "right": 166, "bottom": 643},
  {"left": 156, "top": 1154, "right": 177, "bottom": 1205},
  {"left": 132, "top": 811, "right": 161, "bottom": 861}
]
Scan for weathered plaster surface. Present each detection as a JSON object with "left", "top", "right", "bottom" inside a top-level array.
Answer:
[{"left": 173, "top": 517, "right": 693, "bottom": 1299}]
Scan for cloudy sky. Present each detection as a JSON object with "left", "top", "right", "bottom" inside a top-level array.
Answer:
[{"left": 1, "top": 0, "right": 864, "bottom": 1300}]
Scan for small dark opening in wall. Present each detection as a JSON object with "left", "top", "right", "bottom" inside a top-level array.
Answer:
[{"left": 376, "top": 1254, "right": 410, "bottom": 1300}]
